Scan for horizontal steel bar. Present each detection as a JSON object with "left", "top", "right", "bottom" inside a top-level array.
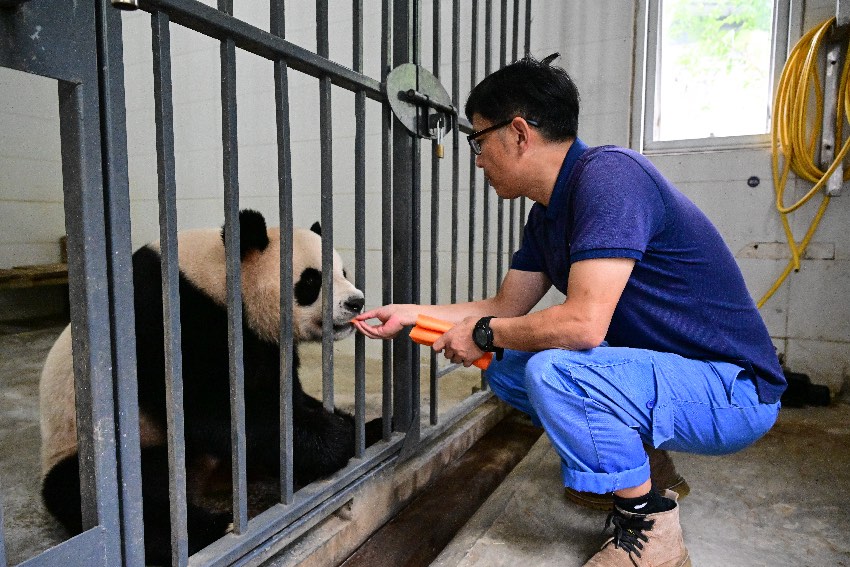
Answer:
[
  {"left": 18, "top": 527, "right": 106, "bottom": 567},
  {"left": 191, "top": 390, "right": 494, "bottom": 566},
  {"left": 136, "top": 0, "right": 383, "bottom": 100}
]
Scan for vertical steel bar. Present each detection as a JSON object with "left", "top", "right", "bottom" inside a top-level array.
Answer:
[
  {"left": 409, "top": 0, "right": 422, "bottom": 442},
  {"left": 450, "top": 0, "right": 460, "bottom": 306},
  {"left": 482, "top": 0, "right": 492, "bottom": 297},
  {"left": 381, "top": 0, "right": 394, "bottom": 441},
  {"left": 496, "top": 0, "right": 507, "bottom": 282},
  {"left": 519, "top": 0, "right": 531, "bottom": 245},
  {"left": 95, "top": 0, "right": 145, "bottom": 562},
  {"left": 218, "top": 0, "right": 248, "bottom": 534},
  {"left": 512, "top": 0, "right": 520, "bottom": 61},
  {"left": 429, "top": 0, "right": 441, "bottom": 426},
  {"left": 353, "top": 0, "right": 367, "bottom": 457},
  {"left": 507, "top": 0, "right": 517, "bottom": 258},
  {"left": 392, "top": 0, "right": 416, "bottom": 433},
  {"left": 50, "top": 5, "right": 123, "bottom": 556},
  {"left": 151, "top": 12, "right": 189, "bottom": 565},
  {"left": 270, "top": 0, "right": 296, "bottom": 504},
  {"left": 467, "top": 0, "right": 479, "bottom": 303},
  {"left": 316, "top": 0, "right": 335, "bottom": 412}
]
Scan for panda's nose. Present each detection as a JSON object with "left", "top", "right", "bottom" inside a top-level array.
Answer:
[{"left": 344, "top": 296, "right": 365, "bottom": 314}]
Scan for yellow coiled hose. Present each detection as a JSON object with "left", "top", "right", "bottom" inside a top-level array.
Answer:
[{"left": 760, "top": 17, "right": 846, "bottom": 308}]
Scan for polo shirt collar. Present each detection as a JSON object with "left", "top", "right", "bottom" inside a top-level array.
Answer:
[{"left": 545, "top": 137, "right": 588, "bottom": 220}]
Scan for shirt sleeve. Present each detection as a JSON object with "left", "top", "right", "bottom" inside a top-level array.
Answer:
[
  {"left": 510, "top": 204, "right": 545, "bottom": 272},
  {"left": 568, "top": 150, "right": 667, "bottom": 263}
]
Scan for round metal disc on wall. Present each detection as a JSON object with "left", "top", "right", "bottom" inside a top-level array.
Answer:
[{"left": 385, "top": 63, "right": 453, "bottom": 139}]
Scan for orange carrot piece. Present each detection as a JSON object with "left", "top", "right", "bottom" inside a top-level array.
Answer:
[
  {"left": 409, "top": 326, "right": 441, "bottom": 346},
  {"left": 415, "top": 314, "right": 454, "bottom": 333},
  {"left": 409, "top": 324, "right": 492, "bottom": 370}
]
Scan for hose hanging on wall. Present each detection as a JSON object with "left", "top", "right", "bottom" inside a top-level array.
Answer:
[{"left": 760, "top": 17, "right": 848, "bottom": 308}]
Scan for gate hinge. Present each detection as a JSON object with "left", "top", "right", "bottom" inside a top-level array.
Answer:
[{"left": 385, "top": 63, "right": 454, "bottom": 158}]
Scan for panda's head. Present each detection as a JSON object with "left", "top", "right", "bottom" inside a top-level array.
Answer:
[{"left": 177, "top": 209, "right": 364, "bottom": 344}]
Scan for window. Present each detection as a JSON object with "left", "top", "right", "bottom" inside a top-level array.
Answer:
[{"left": 633, "top": 0, "right": 793, "bottom": 152}]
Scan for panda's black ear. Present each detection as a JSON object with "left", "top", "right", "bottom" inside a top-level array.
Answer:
[
  {"left": 310, "top": 221, "right": 321, "bottom": 236},
  {"left": 221, "top": 209, "right": 270, "bottom": 260}
]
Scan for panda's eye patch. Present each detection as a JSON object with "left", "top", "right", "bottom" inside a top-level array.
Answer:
[{"left": 295, "top": 268, "right": 322, "bottom": 306}]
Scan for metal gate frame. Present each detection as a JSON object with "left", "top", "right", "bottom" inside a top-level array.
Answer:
[
  {"left": 1, "top": 1, "right": 141, "bottom": 565},
  {"left": 0, "top": 0, "right": 533, "bottom": 565}
]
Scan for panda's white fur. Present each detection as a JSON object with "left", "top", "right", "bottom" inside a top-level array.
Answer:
[
  {"left": 40, "top": 327, "right": 168, "bottom": 476},
  {"left": 38, "top": 210, "right": 373, "bottom": 562}
]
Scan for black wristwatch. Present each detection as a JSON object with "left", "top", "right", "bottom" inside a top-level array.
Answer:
[{"left": 472, "top": 316, "right": 504, "bottom": 361}]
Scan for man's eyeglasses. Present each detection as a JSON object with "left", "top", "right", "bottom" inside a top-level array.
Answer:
[{"left": 467, "top": 118, "right": 539, "bottom": 155}]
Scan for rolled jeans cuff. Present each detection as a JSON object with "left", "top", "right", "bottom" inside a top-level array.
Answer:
[{"left": 561, "top": 456, "right": 651, "bottom": 494}]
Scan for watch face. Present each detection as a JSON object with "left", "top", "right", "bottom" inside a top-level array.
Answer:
[{"left": 473, "top": 325, "right": 489, "bottom": 349}]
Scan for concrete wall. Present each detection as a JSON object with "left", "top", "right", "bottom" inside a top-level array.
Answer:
[{"left": 1, "top": 0, "right": 847, "bottom": 392}]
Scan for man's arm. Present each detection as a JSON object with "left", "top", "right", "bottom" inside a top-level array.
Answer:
[
  {"left": 352, "top": 268, "right": 551, "bottom": 340},
  {"left": 492, "top": 257, "right": 635, "bottom": 351},
  {"left": 434, "top": 257, "right": 634, "bottom": 365}
]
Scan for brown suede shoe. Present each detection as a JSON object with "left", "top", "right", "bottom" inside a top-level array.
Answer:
[
  {"left": 564, "top": 446, "right": 690, "bottom": 511},
  {"left": 583, "top": 490, "right": 691, "bottom": 567}
]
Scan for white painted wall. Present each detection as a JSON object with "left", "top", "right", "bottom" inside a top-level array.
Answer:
[{"left": 1, "top": 0, "right": 847, "bottom": 392}]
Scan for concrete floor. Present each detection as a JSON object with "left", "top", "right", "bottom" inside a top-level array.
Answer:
[{"left": 433, "top": 401, "right": 850, "bottom": 567}]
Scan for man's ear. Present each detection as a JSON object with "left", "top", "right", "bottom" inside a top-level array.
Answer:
[{"left": 511, "top": 117, "right": 534, "bottom": 153}]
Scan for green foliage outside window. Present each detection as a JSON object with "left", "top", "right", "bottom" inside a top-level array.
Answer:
[{"left": 667, "top": 0, "right": 773, "bottom": 82}]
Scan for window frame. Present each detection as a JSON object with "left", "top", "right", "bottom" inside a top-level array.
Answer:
[{"left": 630, "top": 0, "right": 798, "bottom": 154}]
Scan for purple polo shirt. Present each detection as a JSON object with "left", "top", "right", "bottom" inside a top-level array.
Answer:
[{"left": 511, "top": 139, "right": 786, "bottom": 404}]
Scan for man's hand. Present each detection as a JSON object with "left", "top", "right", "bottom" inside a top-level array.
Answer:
[
  {"left": 432, "top": 316, "right": 484, "bottom": 367},
  {"left": 352, "top": 304, "right": 418, "bottom": 340}
]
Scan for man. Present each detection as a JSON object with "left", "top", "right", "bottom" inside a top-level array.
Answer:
[{"left": 353, "top": 54, "right": 784, "bottom": 566}]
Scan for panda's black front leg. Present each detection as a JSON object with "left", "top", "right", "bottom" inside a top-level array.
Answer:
[{"left": 290, "top": 394, "right": 357, "bottom": 486}]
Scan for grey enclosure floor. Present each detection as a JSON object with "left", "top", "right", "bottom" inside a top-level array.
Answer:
[{"left": 433, "top": 401, "right": 850, "bottom": 567}]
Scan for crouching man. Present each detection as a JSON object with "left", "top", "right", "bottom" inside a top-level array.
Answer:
[{"left": 354, "top": 54, "right": 784, "bottom": 566}]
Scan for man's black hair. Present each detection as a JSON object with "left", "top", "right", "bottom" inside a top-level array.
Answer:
[{"left": 464, "top": 53, "right": 580, "bottom": 142}]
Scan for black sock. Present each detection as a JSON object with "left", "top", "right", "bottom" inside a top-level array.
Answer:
[{"left": 613, "top": 489, "right": 675, "bottom": 515}]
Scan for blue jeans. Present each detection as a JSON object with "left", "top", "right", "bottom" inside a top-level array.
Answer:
[{"left": 485, "top": 347, "right": 780, "bottom": 494}]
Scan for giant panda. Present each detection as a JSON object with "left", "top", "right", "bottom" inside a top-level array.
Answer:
[{"left": 39, "top": 209, "right": 381, "bottom": 564}]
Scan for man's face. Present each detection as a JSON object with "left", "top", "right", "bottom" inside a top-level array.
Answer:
[{"left": 470, "top": 114, "right": 519, "bottom": 199}]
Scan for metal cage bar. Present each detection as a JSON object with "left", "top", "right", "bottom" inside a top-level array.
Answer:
[
  {"left": 508, "top": 0, "right": 519, "bottom": 258},
  {"left": 496, "top": 0, "right": 507, "bottom": 282},
  {"left": 95, "top": 0, "right": 146, "bottom": 562},
  {"left": 451, "top": 0, "right": 460, "bottom": 306},
  {"left": 392, "top": 0, "right": 417, "bottom": 434},
  {"left": 269, "top": 0, "right": 296, "bottom": 506},
  {"left": 317, "top": 0, "right": 336, "bottom": 413},
  {"left": 467, "top": 0, "right": 479, "bottom": 303},
  {"left": 381, "top": 0, "right": 394, "bottom": 442},
  {"left": 429, "top": 0, "right": 442, "bottom": 426},
  {"left": 353, "top": 0, "right": 368, "bottom": 458},
  {"left": 520, "top": 0, "right": 531, "bottom": 245},
  {"left": 151, "top": 11, "right": 190, "bottom": 565},
  {"left": 217, "top": 0, "right": 249, "bottom": 533},
  {"left": 482, "top": 0, "right": 492, "bottom": 297},
  {"left": 137, "top": 0, "right": 383, "bottom": 101}
]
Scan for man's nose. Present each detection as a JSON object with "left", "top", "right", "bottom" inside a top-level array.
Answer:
[{"left": 475, "top": 154, "right": 483, "bottom": 168}]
